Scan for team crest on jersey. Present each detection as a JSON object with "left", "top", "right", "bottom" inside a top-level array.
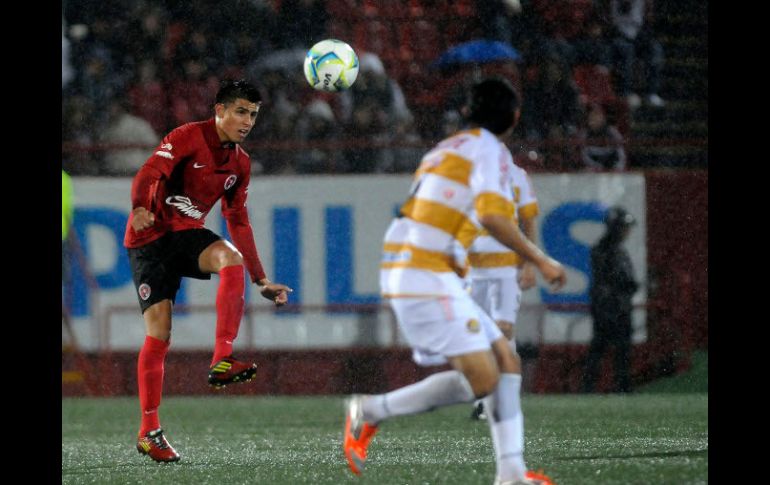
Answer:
[
  {"left": 224, "top": 175, "right": 237, "bottom": 190},
  {"left": 443, "top": 188, "right": 455, "bottom": 200},
  {"left": 138, "top": 283, "right": 151, "bottom": 301},
  {"left": 466, "top": 318, "right": 480, "bottom": 333}
]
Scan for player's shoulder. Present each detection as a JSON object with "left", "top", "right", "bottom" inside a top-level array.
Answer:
[
  {"left": 434, "top": 127, "right": 495, "bottom": 158},
  {"left": 166, "top": 120, "right": 206, "bottom": 142},
  {"left": 510, "top": 160, "right": 529, "bottom": 179}
]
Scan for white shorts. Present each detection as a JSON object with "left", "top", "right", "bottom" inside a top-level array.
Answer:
[
  {"left": 469, "top": 273, "right": 522, "bottom": 325},
  {"left": 388, "top": 287, "right": 503, "bottom": 367}
]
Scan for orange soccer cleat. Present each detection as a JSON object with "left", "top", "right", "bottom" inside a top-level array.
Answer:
[
  {"left": 136, "top": 428, "right": 180, "bottom": 463},
  {"left": 524, "top": 470, "right": 556, "bottom": 485},
  {"left": 208, "top": 356, "right": 258, "bottom": 388},
  {"left": 493, "top": 470, "right": 556, "bottom": 485},
  {"left": 342, "top": 395, "right": 379, "bottom": 475}
]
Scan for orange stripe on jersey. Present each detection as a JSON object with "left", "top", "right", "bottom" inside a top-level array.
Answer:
[
  {"left": 456, "top": 219, "right": 481, "bottom": 248},
  {"left": 475, "top": 192, "right": 516, "bottom": 218},
  {"left": 455, "top": 128, "right": 482, "bottom": 137},
  {"left": 415, "top": 153, "right": 473, "bottom": 187},
  {"left": 402, "top": 198, "right": 469, "bottom": 236},
  {"left": 468, "top": 252, "right": 523, "bottom": 268},
  {"left": 518, "top": 202, "right": 540, "bottom": 220},
  {"left": 381, "top": 243, "right": 456, "bottom": 272}
]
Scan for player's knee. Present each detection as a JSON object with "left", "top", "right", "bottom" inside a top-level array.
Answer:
[
  {"left": 214, "top": 247, "right": 243, "bottom": 269},
  {"left": 470, "top": 370, "right": 500, "bottom": 398}
]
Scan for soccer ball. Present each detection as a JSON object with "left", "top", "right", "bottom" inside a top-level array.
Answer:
[{"left": 303, "top": 39, "right": 359, "bottom": 92}]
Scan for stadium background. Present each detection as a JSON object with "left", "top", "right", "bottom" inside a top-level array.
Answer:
[{"left": 62, "top": 0, "right": 707, "bottom": 397}]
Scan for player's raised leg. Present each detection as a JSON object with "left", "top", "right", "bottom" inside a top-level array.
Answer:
[{"left": 198, "top": 239, "right": 257, "bottom": 388}]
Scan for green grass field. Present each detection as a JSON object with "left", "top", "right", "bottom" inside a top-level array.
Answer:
[{"left": 62, "top": 393, "right": 707, "bottom": 484}]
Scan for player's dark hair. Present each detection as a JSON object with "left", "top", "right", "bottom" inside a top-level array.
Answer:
[
  {"left": 464, "top": 77, "right": 520, "bottom": 135},
  {"left": 215, "top": 79, "right": 261, "bottom": 105}
]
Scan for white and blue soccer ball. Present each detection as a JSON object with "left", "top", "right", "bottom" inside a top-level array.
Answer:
[{"left": 303, "top": 39, "right": 359, "bottom": 92}]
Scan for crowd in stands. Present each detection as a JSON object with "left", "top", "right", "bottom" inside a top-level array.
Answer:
[{"left": 62, "top": 0, "right": 668, "bottom": 176}]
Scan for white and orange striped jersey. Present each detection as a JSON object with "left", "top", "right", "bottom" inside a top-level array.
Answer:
[
  {"left": 380, "top": 128, "right": 516, "bottom": 298},
  {"left": 467, "top": 162, "right": 539, "bottom": 279}
]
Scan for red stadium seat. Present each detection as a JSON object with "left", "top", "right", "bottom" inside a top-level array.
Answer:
[
  {"left": 354, "top": 21, "right": 396, "bottom": 60},
  {"left": 398, "top": 20, "right": 441, "bottom": 62},
  {"left": 326, "top": 0, "right": 357, "bottom": 20},
  {"left": 572, "top": 64, "right": 616, "bottom": 105},
  {"left": 572, "top": 64, "right": 631, "bottom": 137}
]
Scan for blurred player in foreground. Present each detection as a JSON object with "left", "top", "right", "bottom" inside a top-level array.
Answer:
[
  {"left": 125, "top": 79, "right": 292, "bottom": 462},
  {"left": 467, "top": 161, "right": 540, "bottom": 420},
  {"left": 343, "top": 78, "right": 566, "bottom": 485}
]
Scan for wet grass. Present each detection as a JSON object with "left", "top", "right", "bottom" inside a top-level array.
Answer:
[{"left": 62, "top": 393, "right": 707, "bottom": 484}]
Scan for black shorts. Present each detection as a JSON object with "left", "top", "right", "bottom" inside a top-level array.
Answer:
[{"left": 127, "top": 228, "right": 222, "bottom": 313}]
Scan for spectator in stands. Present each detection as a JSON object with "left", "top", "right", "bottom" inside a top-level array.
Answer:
[
  {"left": 341, "top": 53, "right": 412, "bottom": 127},
  {"left": 342, "top": 99, "right": 390, "bottom": 173},
  {"left": 168, "top": 54, "right": 220, "bottom": 126},
  {"left": 124, "top": 3, "right": 167, "bottom": 69},
  {"left": 572, "top": 11, "right": 613, "bottom": 68},
  {"left": 519, "top": 51, "right": 583, "bottom": 169},
  {"left": 475, "top": 0, "right": 523, "bottom": 46},
  {"left": 70, "top": 45, "right": 125, "bottom": 126},
  {"left": 62, "top": 17, "right": 74, "bottom": 89},
  {"left": 375, "top": 114, "right": 424, "bottom": 174},
  {"left": 582, "top": 206, "right": 639, "bottom": 393},
  {"left": 294, "top": 99, "right": 342, "bottom": 174},
  {"left": 62, "top": 95, "right": 102, "bottom": 175},
  {"left": 128, "top": 60, "right": 170, "bottom": 135},
  {"left": 203, "top": 0, "right": 277, "bottom": 68},
  {"left": 250, "top": 89, "right": 300, "bottom": 174},
  {"left": 100, "top": 99, "right": 160, "bottom": 177},
  {"left": 602, "top": 0, "right": 665, "bottom": 108},
  {"left": 521, "top": 52, "right": 582, "bottom": 139},
  {"left": 578, "top": 103, "right": 627, "bottom": 171}
]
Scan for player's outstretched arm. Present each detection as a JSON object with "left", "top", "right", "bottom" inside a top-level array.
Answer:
[{"left": 479, "top": 213, "right": 566, "bottom": 290}]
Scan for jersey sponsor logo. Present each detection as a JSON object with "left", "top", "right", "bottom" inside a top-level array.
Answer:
[
  {"left": 155, "top": 151, "right": 173, "bottom": 160},
  {"left": 160, "top": 143, "right": 173, "bottom": 151},
  {"left": 193, "top": 162, "right": 206, "bottom": 168},
  {"left": 138, "top": 283, "right": 151, "bottom": 301},
  {"left": 165, "top": 195, "right": 205, "bottom": 219},
  {"left": 224, "top": 175, "right": 237, "bottom": 190},
  {"left": 466, "top": 318, "right": 480, "bottom": 333},
  {"left": 443, "top": 188, "right": 455, "bottom": 200}
]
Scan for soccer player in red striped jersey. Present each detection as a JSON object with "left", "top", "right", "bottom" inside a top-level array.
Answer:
[{"left": 125, "top": 79, "right": 292, "bottom": 463}]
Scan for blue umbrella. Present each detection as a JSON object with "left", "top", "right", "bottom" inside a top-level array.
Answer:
[{"left": 433, "top": 39, "right": 522, "bottom": 68}]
